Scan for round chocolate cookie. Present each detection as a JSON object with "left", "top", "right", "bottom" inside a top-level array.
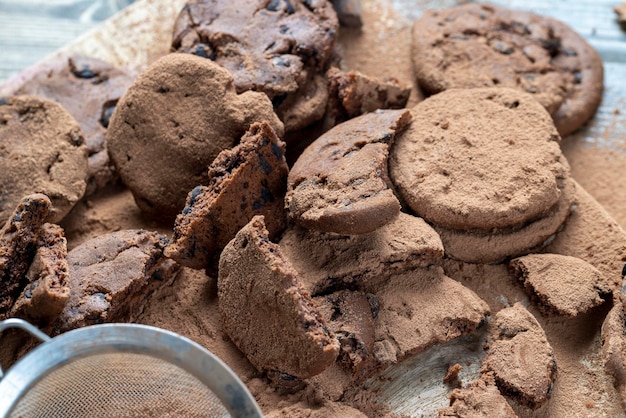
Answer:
[
  {"left": 390, "top": 87, "right": 566, "bottom": 231},
  {"left": 171, "top": 0, "right": 339, "bottom": 131},
  {"left": 0, "top": 96, "right": 88, "bottom": 225},
  {"left": 106, "top": 53, "right": 283, "bottom": 218},
  {"left": 412, "top": 3, "right": 603, "bottom": 136},
  {"left": 14, "top": 54, "right": 134, "bottom": 194}
]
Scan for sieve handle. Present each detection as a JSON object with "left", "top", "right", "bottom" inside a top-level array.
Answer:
[{"left": 0, "top": 318, "right": 51, "bottom": 379}]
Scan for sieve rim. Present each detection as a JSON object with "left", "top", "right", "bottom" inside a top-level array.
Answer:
[{"left": 0, "top": 322, "right": 263, "bottom": 418}]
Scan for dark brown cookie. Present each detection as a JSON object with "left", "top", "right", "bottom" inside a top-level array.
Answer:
[
  {"left": 438, "top": 373, "right": 517, "bottom": 418},
  {"left": 287, "top": 109, "right": 412, "bottom": 235},
  {"left": 390, "top": 87, "right": 567, "bottom": 231},
  {"left": 218, "top": 215, "right": 339, "bottom": 379},
  {"left": 325, "top": 67, "right": 411, "bottom": 126},
  {"left": 0, "top": 96, "right": 88, "bottom": 224},
  {"left": 52, "top": 229, "right": 180, "bottom": 333},
  {"left": 510, "top": 253, "right": 611, "bottom": 317},
  {"left": 279, "top": 212, "right": 444, "bottom": 295},
  {"left": 481, "top": 303, "right": 556, "bottom": 409},
  {"left": 172, "top": 0, "right": 339, "bottom": 132},
  {"left": 411, "top": 3, "right": 603, "bottom": 136},
  {"left": 166, "top": 122, "right": 288, "bottom": 271},
  {"left": 367, "top": 266, "right": 490, "bottom": 372},
  {"left": 106, "top": 53, "right": 283, "bottom": 218},
  {"left": 0, "top": 194, "right": 51, "bottom": 319},
  {"left": 11, "top": 223, "right": 69, "bottom": 326},
  {"left": 13, "top": 54, "right": 134, "bottom": 194}
]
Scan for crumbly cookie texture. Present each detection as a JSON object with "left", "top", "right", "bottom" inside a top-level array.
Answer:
[
  {"left": 52, "top": 229, "right": 180, "bottom": 333},
  {"left": 166, "top": 122, "right": 288, "bottom": 271},
  {"left": 218, "top": 216, "right": 339, "bottom": 380},
  {"left": 0, "top": 96, "right": 87, "bottom": 224},
  {"left": 287, "top": 109, "right": 412, "bottom": 235},
  {"left": 510, "top": 253, "right": 611, "bottom": 317},
  {"left": 482, "top": 303, "right": 557, "bottom": 409},
  {"left": 0, "top": 194, "right": 51, "bottom": 319},
  {"left": 106, "top": 53, "right": 283, "bottom": 218}
]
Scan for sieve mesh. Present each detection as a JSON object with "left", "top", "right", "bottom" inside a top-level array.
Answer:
[{"left": 8, "top": 351, "right": 230, "bottom": 418}]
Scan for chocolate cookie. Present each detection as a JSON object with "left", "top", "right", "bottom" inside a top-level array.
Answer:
[
  {"left": 481, "top": 303, "right": 556, "bottom": 409},
  {"left": 411, "top": 3, "right": 603, "bottom": 136},
  {"left": 106, "top": 53, "right": 283, "bottom": 218},
  {"left": 166, "top": 122, "right": 288, "bottom": 271},
  {"left": 510, "top": 253, "right": 611, "bottom": 317},
  {"left": 601, "top": 304, "right": 626, "bottom": 411},
  {"left": 279, "top": 212, "right": 444, "bottom": 295},
  {"left": 52, "top": 229, "right": 180, "bottom": 333},
  {"left": 11, "top": 223, "right": 69, "bottom": 326},
  {"left": 172, "top": 0, "right": 339, "bottom": 132},
  {"left": 390, "top": 87, "right": 567, "bottom": 231},
  {"left": 287, "top": 109, "right": 412, "bottom": 235},
  {"left": 438, "top": 373, "right": 517, "bottom": 418},
  {"left": 0, "top": 194, "right": 51, "bottom": 319},
  {"left": 13, "top": 54, "right": 134, "bottom": 194},
  {"left": 0, "top": 96, "right": 88, "bottom": 224},
  {"left": 218, "top": 216, "right": 339, "bottom": 379}
]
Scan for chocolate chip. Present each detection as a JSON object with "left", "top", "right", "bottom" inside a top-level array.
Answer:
[{"left": 100, "top": 100, "right": 118, "bottom": 128}]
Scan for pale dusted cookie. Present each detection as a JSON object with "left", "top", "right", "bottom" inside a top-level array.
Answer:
[
  {"left": 0, "top": 96, "right": 87, "bottom": 224},
  {"left": 166, "top": 122, "right": 288, "bottom": 271},
  {"left": 390, "top": 87, "right": 567, "bottom": 231},
  {"left": 218, "top": 216, "right": 339, "bottom": 379},
  {"left": 52, "top": 230, "right": 180, "bottom": 333},
  {"left": 13, "top": 54, "right": 134, "bottom": 194},
  {"left": 172, "top": 0, "right": 338, "bottom": 132},
  {"left": 601, "top": 304, "right": 626, "bottom": 412},
  {"left": 481, "top": 303, "right": 556, "bottom": 409},
  {"left": 438, "top": 373, "right": 517, "bottom": 418},
  {"left": 0, "top": 194, "right": 51, "bottom": 319},
  {"left": 436, "top": 176, "right": 576, "bottom": 264},
  {"left": 287, "top": 109, "right": 412, "bottom": 235},
  {"left": 106, "top": 53, "right": 283, "bottom": 218},
  {"left": 412, "top": 3, "right": 603, "bottom": 136},
  {"left": 366, "top": 266, "right": 490, "bottom": 370},
  {"left": 279, "top": 212, "right": 443, "bottom": 295},
  {"left": 11, "top": 223, "right": 69, "bottom": 326},
  {"left": 510, "top": 253, "right": 611, "bottom": 317}
]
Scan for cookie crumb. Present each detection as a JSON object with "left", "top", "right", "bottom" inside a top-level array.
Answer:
[{"left": 443, "top": 363, "right": 463, "bottom": 384}]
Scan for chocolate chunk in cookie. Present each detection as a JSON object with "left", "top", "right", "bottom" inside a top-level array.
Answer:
[
  {"left": 411, "top": 3, "right": 603, "bottom": 135},
  {"left": 287, "top": 109, "right": 412, "bottom": 235},
  {"left": 166, "top": 122, "right": 288, "bottom": 271},
  {"left": 218, "top": 216, "right": 339, "bottom": 379},
  {"left": 0, "top": 96, "right": 88, "bottom": 224},
  {"left": 52, "top": 230, "right": 180, "bottom": 333},
  {"left": 481, "top": 303, "right": 556, "bottom": 409},
  {"left": 172, "top": 0, "right": 339, "bottom": 131},
  {"left": 13, "top": 54, "right": 134, "bottom": 194},
  {"left": 279, "top": 212, "right": 444, "bottom": 295},
  {"left": 367, "top": 266, "right": 489, "bottom": 370},
  {"left": 106, "top": 53, "right": 283, "bottom": 218},
  {"left": 510, "top": 253, "right": 611, "bottom": 317},
  {"left": 326, "top": 67, "right": 411, "bottom": 125},
  {"left": 438, "top": 373, "right": 517, "bottom": 418},
  {"left": 11, "top": 223, "right": 69, "bottom": 326},
  {"left": 0, "top": 194, "right": 51, "bottom": 319}
]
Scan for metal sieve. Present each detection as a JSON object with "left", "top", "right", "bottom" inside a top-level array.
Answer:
[{"left": 0, "top": 318, "right": 263, "bottom": 417}]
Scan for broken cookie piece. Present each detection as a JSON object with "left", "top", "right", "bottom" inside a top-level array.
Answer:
[
  {"left": 279, "top": 212, "right": 444, "bottom": 295},
  {"left": 11, "top": 223, "right": 69, "bottom": 326},
  {"left": 438, "top": 372, "right": 518, "bottom": 418},
  {"left": 218, "top": 216, "right": 339, "bottom": 380},
  {"left": 166, "top": 122, "right": 288, "bottom": 271},
  {"left": 601, "top": 304, "right": 626, "bottom": 412},
  {"left": 315, "top": 290, "right": 377, "bottom": 382},
  {"left": 482, "top": 303, "right": 557, "bottom": 409},
  {"left": 367, "top": 266, "right": 489, "bottom": 372},
  {"left": 510, "top": 253, "right": 611, "bottom": 317},
  {"left": 52, "top": 229, "right": 180, "bottom": 333},
  {"left": 0, "top": 194, "right": 51, "bottom": 319},
  {"left": 287, "top": 109, "right": 412, "bottom": 235}
]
